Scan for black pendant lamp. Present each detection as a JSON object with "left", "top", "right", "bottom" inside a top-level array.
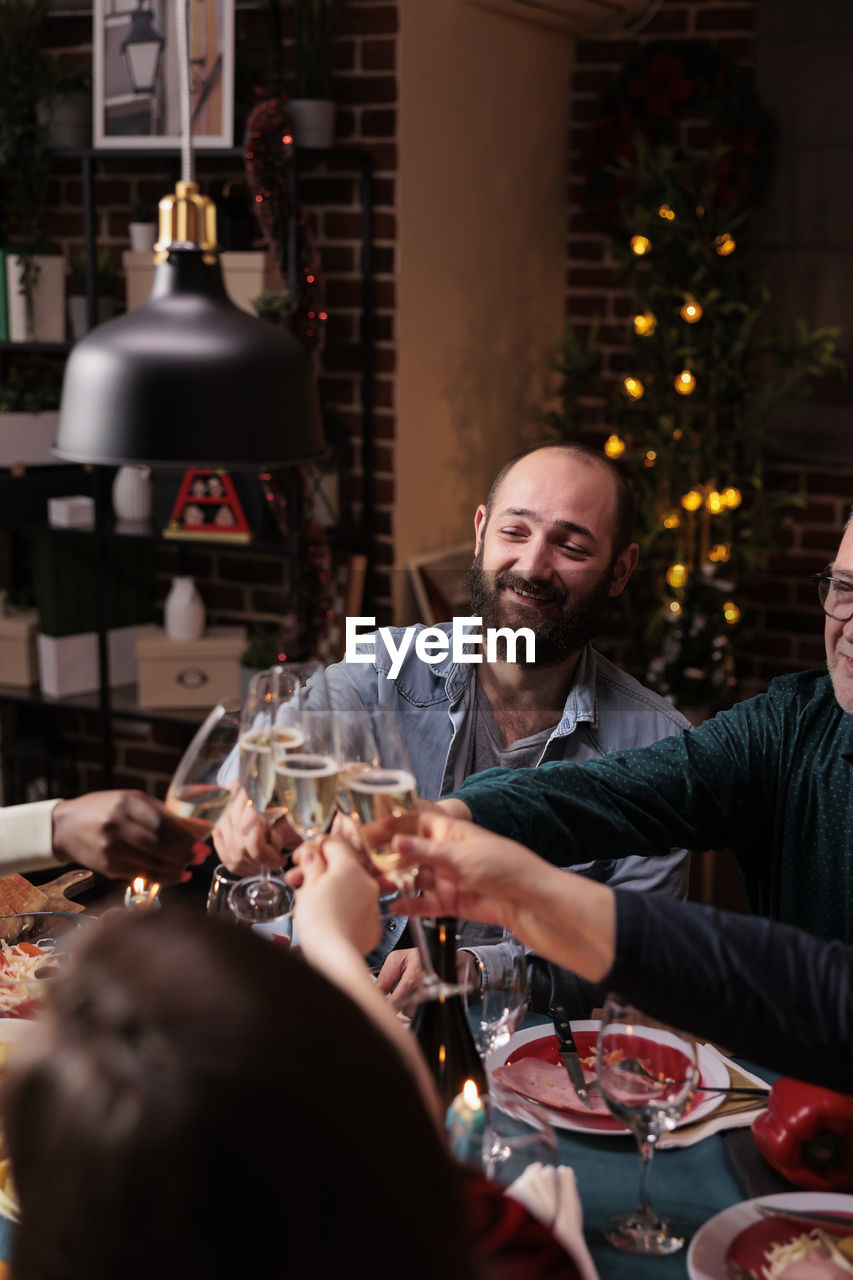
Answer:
[{"left": 54, "top": 4, "right": 324, "bottom": 470}]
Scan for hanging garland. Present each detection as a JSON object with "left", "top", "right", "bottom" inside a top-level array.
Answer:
[
  {"left": 583, "top": 41, "right": 778, "bottom": 222},
  {"left": 243, "top": 91, "right": 333, "bottom": 659}
]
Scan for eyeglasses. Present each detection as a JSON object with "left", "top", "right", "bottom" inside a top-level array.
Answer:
[{"left": 814, "top": 570, "right": 853, "bottom": 621}]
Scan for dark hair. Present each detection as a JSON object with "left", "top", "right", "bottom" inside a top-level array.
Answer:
[
  {"left": 3, "top": 909, "right": 482, "bottom": 1280},
  {"left": 485, "top": 443, "right": 637, "bottom": 556}
]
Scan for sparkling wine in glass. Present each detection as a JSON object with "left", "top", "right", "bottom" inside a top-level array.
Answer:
[
  {"left": 164, "top": 698, "right": 243, "bottom": 841},
  {"left": 272, "top": 709, "right": 339, "bottom": 844},
  {"left": 228, "top": 663, "right": 328, "bottom": 923},
  {"left": 596, "top": 995, "right": 700, "bottom": 1255}
]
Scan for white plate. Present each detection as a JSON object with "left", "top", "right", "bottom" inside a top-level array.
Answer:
[
  {"left": 486, "top": 1020, "right": 729, "bottom": 1137},
  {"left": 687, "top": 1191, "right": 853, "bottom": 1280}
]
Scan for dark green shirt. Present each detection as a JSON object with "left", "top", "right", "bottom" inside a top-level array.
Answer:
[{"left": 456, "top": 669, "right": 853, "bottom": 943}]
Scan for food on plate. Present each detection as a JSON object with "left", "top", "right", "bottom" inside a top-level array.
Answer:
[
  {"left": 761, "top": 1228, "right": 853, "bottom": 1279},
  {"left": 0, "top": 938, "right": 60, "bottom": 1018},
  {"left": 491, "top": 1056, "right": 611, "bottom": 1115},
  {"left": 753, "top": 1080, "right": 853, "bottom": 1191}
]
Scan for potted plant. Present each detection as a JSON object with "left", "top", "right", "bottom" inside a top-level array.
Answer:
[
  {"left": 128, "top": 199, "right": 158, "bottom": 254},
  {"left": 288, "top": 0, "right": 345, "bottom": 148},
  {"left": 0, "top": 0, "right": 85, "bottom": 339},
  {"left": 251, "top": 289, "right": 289, "bottom": 324},
  {"left": 240, "top": 624, "right": 285, "bottom": 694},
  {"left": 0, "top": 359, "right": 62, "bottom": 468},
  {"left": 67, "top": 246, "right": 116, "bottom": 341}
]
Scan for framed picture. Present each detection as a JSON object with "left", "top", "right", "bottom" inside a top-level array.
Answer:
[
  {"left": 93, "top": 0, "right": 234, "bottom": 150},
  {"left": 407, "top": 544, "right": 473, "bottom": 625}
]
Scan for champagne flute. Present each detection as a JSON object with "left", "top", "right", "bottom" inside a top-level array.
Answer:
[
  {"left": 336, "top": 707, "right": 467, "bottom": 998},
  {"left": 164, "top": 698, "right": 243, "bottom": 840},
  {"left": 596, "top": 995, "right": 700, "bottom": 1255},
  {"left": 272, "top": 708, "right": 340, "bottom": 847},
  {"left": 228, "top": 662, "right": 328, "bottom": 922}
]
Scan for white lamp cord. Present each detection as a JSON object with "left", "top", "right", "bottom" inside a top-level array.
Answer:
[{"left": 176, "top": 0, "right": 194, "bottom": 186}]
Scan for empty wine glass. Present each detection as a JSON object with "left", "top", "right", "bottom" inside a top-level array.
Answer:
[
  {"left": 164, "top": 698, "right": 243, "bottom": 841},
  {"left": 228, "top": 662, "right": 328, "bottom": 923},
  {"left": 464, "top": 929, "right": 529, "bottom": 1058},
  {"left": 596, "top": 994, "right": 700, "bottom": 1255},
  {"left": 482, "top": 1080, "right": 561, "bottom": 1228}
]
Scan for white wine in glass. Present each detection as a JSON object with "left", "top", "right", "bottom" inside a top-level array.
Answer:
[
  {"left": 272, "top": 710, "right": 339, "bottom": 842},
  {"left": 164, "top": 699, "right": 243, "bottom": 841}
]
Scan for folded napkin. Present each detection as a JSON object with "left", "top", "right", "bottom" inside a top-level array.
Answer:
[
  {"left": 506, "top": 1163, "right": 599, "bottom": 1280},
  {"left": 657, "top": 1044, "right": 770, "bottom": 1150}
]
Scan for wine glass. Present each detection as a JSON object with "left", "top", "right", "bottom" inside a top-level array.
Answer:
[
  {"left": 596, "top": 994, "right": 700, "bottom": 1255},
  {"left": 464, "top": 929, "right": 529, "bottom": 1058},
  {"left": 271, "top": 708, "right": 340, "bottom": 847},
  {"left": 481, "top": 1080, "right": 561, "bottom": 1228},
  {"left": 228, "top": 663, "right": 328, "bottom": 923},
  {"left": 164, "top": 698, "right": 243, "bottom": 841}
]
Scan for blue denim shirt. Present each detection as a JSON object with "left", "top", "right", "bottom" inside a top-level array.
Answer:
[{"left": 326, "top": 624, "right": 691, "bottom": 1010}]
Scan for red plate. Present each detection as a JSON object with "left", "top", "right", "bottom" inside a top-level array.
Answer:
[{"left": 724, "top": 1213, "right": 853, "bottom": 1280}]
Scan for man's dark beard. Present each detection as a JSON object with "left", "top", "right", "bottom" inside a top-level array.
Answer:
[{"left": 466, "top": 556, "right": 614, "bottom": 667}]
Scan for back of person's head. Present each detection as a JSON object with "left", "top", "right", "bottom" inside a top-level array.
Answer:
[{"left": 3, "top": 907, "right": 483, "bottom": 1280}]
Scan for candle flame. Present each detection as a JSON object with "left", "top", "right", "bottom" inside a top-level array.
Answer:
[
  {"left": 132, "top": 877, "right": 146, "bottom": 895},
  {"left": 462, "top": 1079, "right": 482, "bottom": 1109}
]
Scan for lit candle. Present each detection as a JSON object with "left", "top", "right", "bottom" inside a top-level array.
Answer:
[
  {"left": 123, "top": 876, "right": 162, "bottom": 910},
  {"left": 447, "top": 1079, "right": 486, "bottom": 1162}
]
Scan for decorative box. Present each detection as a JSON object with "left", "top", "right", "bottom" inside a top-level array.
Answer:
[
  {"left": 38, "top": 624, "right": 156, "bottom": 699},
  {"left": 0, "top": 609, "right": 38, "bottom": 687},
  {"left": 47, "top": 494, "right": 95, "bottom": 528},
  {"left": 136, "top": 626, "right": 246, "bottom": 709}
]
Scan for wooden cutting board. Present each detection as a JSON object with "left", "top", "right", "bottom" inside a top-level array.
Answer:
[{"left": 0, "top": 870, "right": 94, "bottom": 917}]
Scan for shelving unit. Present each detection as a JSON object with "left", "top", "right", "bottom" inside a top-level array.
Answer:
[{"left": 0, "top": 143, "right": 375, "bottom": 795}]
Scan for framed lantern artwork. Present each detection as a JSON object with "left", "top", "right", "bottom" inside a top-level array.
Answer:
[{"left": 93, "top": 0, "right": 235, "bottom": 150}]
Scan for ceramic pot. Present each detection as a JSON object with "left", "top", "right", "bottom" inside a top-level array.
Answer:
[
  {"left": 112, "top": 464, "right": 152, "bottom": 524},
  {"left": 164, "top": 576, "right": 205, "bottom": 642},
  {"left": 129, "top": 222, "right": 157, "bottom": 253},
  {"left": 287, "top": 99, "right": 336, "bottom": 149}
]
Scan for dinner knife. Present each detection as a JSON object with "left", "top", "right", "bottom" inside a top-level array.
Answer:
[
  {"left": 753, "top": 1204, "right": 853, "bottom": 1234},
  {"left": 548, "top": 1003, "right": 593, "bottom": 1109}
]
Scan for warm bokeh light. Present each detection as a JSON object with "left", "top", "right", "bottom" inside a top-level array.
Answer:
[
  {"left": 631, "top": 234, "right": 651, "bottom": 256},
  {"left": 662, "top": 510, "right": 680, "bottom": 530},
  {"left": 633, "top": 312, "right": 657, "bottom": 337},
  {"left": 657, "top": 204, "right": 676, "bottom": 221},
  {"left": 675, "top": 369, "right": 697, "bottom": 395},
  {"left": 622, "top": 376, "right": 645, "bottom": 401},
  {"left": 680, "top": 297, "right": 703, "bottom": 323},
  {"left": 604, "top": 434, "right": 626, "bottom": 458},
  {"left": 644, "top": 450, "right": 657, "bottom": 467},
  {"left": 666, "top": 563, "right": 688, "bottom": 588},
  {"left": 723, "top": 601, "right": 741, "bottom": 625},
  {"left": 705, "top": 490, "right": 724, "bottom": 514},
  {"left": 708, "top": 543, "right": 732, "bottom": 563},
  {"left": 715, "top": 232, "right": 736, "bottom": 256},
  {"left": 681, "top": 490, "right": 703, "bottom": 512},
  {"left": 668, "top": 600, "right": 682, "bottom": 616},
  {"left": 721, "top": 486, "right": 742, "bottom": 509}
]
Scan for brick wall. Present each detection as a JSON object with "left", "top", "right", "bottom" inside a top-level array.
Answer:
[
  {"left": 565, "top": 0, "right": 853, "bottom": 701},
  {"left": 1, "top": 1, "right": 400, "bottom": 801}
]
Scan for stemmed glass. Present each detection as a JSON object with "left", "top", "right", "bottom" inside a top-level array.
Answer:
[
  {"left": 596, "top": 994, "right": 700, "bottom": 1255},
  {"left": 464, "top": 929, "right": 529, "bottom": 1058},
  {"left": 228, "top": 662, "right": 327, "bottom": 923},
  {"left": 481, "top": 1080, "right": 561, "bottom": 1229},
  {"left": 336, "top": 706, "right": 468, "bottom": 998},
  {"left": 164, "top": 698, "right": 243, "bottom": 840},
  {"left": 272, "top": 707, "right": 340, "bottom": 849}
]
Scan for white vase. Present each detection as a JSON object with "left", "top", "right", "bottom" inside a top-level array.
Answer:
[
  {"left": 129, "top": 222, "right": 157, "bottom": 253},
  {"left": 112, "top": 464, "right": 152, "bottom": 524},
  {"left": 164, "top": 576, "right": 205, "bottom": 642},
  {"left": 287, "top": 99, "right": 336, "bottom": 149}
]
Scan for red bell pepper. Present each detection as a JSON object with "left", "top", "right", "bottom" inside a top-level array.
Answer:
[{"left": 752, "top": 1078, "right": 853, "bottom": 1191}]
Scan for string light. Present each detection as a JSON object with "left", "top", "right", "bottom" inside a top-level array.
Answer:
[
  {"left": 633, "top": 312, "right": 657, "bottom": 336},
  {"left": 675, "top": 369, "right": 697, "bottom": 395},
  {"left": 708, "top": 543, "right": 731, "bottom": 563},
  {"left": 604, "top": 434, "right": 626, "bottom": 458},
  {"left": 680, "top": 297, "right": 703, "bottom": 323},
  {"left": 631, "top": 234, "right": 651, "bottom": 256},
  {"left": 668, "top": 600, "right": 682, "bottom": 616},
  {"left": 666, "top": 563, "right": 688, "bottom": 588},
  {"left": 673, "top": 427, "right": 683, "bottom": 440},
  {"left": 657, "top": 204, "right": 676, "bottom": 221},
  {"left": 723, "top": 601, "right": 741, "bottom": 625},
  {"left": 715, "top": 232, "right": 736, "bottom": 256},
  {"left": 705, "top": 490, "right": 724, "bottom": 514},
  {"left": 681, "top": 490, "right": 703, "bottom": 512},
  {"left": 644, "top": 450, "right": 657, "bottom": 467},
  {"left": 622, "top": 376, "right": 645, "bottom": 401},
  {"left": 721, "top": 486, "right": 742, "bottom": 509},
  {"left": 662, "top": 510, "right": 680, "bottom": 529}
]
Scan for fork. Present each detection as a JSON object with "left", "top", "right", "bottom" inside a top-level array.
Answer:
[{"left": 619, "top": 1057, "right": 768, "bottom": 1098}]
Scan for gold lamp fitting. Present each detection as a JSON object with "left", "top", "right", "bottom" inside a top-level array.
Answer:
[{"left": 154, "top": 181, "right": 218, "bottom": 264}]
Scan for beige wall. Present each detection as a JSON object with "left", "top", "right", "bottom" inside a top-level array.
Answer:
[{"left": 394, "top": 0, "right": 575, "bottom": 621}]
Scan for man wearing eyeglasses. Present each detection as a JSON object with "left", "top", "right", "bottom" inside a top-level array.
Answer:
[{"left": 441, "top": 515, "right": 853, "bottom": 945}]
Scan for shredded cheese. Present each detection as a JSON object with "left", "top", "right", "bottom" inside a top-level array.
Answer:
[{"left": 0, "top": 939, "right": 57, "bottom": 1017}]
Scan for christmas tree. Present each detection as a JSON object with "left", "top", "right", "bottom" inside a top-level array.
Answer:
[{"left": 545, "top": 42, "right": 843, "bottom": 710}]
